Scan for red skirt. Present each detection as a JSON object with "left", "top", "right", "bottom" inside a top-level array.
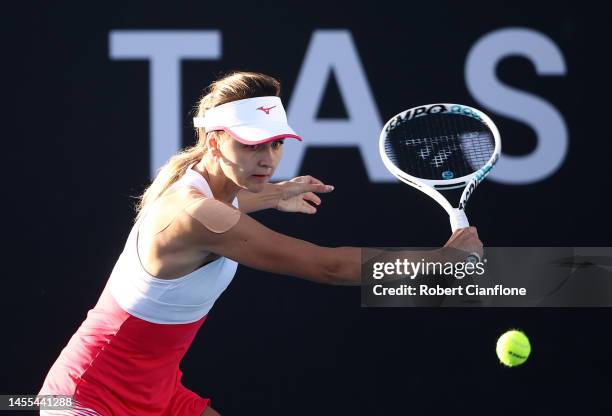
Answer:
[{"left": 39, "top": 283, "right": 210, "bottom": 416}]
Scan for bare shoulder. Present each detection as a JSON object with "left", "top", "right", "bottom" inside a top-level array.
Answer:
[
  {"left": 140, "top": 187, "right": 210, "bottom": 237},
  {"left": 184, "top": 197, "right": 241, "bottom": 233},
  {"left": 145, "top": 187, "right": 242, "bottom": 248}
]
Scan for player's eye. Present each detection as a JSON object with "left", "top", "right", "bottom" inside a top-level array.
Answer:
[{"left": 243, "top": 140, "right": 283, "bottom": 151}]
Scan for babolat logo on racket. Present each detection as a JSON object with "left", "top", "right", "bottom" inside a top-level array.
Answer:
[{"left": 386, "top": 104, "right": 449, "bottom": 132}]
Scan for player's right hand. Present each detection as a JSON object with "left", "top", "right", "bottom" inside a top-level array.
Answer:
[{"left": 442, "top": 226, "right": 484, "bottom": 260}]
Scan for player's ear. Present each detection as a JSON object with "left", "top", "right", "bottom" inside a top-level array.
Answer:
[{"left": 206, "top": 132, "right": 222, "bottom": 158}]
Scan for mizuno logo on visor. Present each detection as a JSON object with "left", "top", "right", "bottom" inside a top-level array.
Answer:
[{"left": 257, "top": 106, "right": 276, "bottom": 115}]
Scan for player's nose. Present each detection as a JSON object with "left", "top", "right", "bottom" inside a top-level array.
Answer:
[{"left": 259, "top": 143, "right": 278, "bottom": 167}]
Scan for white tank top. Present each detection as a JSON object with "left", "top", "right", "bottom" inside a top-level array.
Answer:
[{"left": 108, "top": 165, "right": 239, "bottom": 324}]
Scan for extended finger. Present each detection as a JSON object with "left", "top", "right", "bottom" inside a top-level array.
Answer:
[
  {"left": 306, "top": 183, "right": 334, "bottom": 193},
  {"left": 302, "top": 192, "right": 321, "bottom": 206},
  {"left": 306, "top": 175, "right": 325, "bottom": 185},
  {"left": 302, "top": 200, "right": 317, "bottom": 214}
]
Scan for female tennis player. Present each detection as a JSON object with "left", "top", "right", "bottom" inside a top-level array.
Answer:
[{"left": 38, "top": 71, "right": 482, "bottom": 416}]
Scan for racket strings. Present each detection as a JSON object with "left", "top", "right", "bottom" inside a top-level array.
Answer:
[{"left": 385, "top": 113, "right": 494, "bottom": 180}]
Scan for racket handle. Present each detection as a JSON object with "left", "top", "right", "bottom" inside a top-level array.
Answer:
[
  {"left": 449, "top": 209, "right": 481, "bottom": 263},
  {"left": 449, "top": 208, "right": 470, "bottom": 232}
]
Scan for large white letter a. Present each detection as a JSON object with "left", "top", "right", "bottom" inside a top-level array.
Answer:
[{"left": 280, "top": 30, "right": 392, "bottom": 181}]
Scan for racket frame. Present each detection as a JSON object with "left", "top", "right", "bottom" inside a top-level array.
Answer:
[{"left": 379, "top": 103, "right": 501, "bottom": 232}]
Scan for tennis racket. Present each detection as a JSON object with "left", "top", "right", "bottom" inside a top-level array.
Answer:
[{"left": 379, "top": 103, "right": 501, "bottom": 261}]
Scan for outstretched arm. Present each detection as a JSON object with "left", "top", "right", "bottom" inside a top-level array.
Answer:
[{"left": 177, "top": 199, "right": 482, "bottom": 286}]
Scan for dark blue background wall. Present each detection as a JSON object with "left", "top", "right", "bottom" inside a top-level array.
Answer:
[{"left": 3, "top": 1, "right": 611, "bottom": 414}]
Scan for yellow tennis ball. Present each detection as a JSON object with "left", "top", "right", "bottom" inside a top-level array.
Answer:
[{"left": 496, "top": 330, "right": 531, "bottom": 367}]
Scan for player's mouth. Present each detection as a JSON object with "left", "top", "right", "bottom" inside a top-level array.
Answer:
[{"left": 251, "top": 174, "right": 270, "bottom": 181}]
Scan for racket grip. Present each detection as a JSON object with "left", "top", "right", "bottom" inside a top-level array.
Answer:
[
  {"left": 449, "top": 208, "right": 470, "bottom": 232},
  {"left": 449, "top": 209, "right": 481, "bottom": 263}
]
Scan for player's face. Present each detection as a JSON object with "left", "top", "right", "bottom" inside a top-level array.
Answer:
[{"left": 217, "top": 136, "right": 284, "bottom": 192}]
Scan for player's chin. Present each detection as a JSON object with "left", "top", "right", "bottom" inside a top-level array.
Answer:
[{"left": 245, "top": 175, "right": 271, "bottom": 192}]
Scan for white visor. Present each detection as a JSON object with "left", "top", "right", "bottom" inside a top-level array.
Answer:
[{"left": 193, "top": 96, "right": 302, "bottom": 144}]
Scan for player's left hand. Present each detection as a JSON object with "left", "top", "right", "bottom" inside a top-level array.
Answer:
[{"left": 276, "top": 175, "right": 334, "bottom": 214}]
